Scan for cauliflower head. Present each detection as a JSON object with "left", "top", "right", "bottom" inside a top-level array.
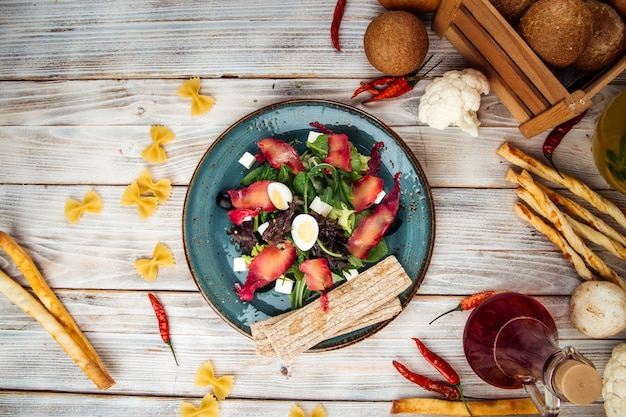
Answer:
[
  {"left": 603, "top": 343, "right": 626, "bottom": 417},
  {"left": 417, "top": 68, "right": 489, "bottom": 137}
]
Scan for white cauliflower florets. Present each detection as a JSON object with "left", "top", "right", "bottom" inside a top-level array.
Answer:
[
  {"left": 603, "top": 343, "right": 626, "bottom": 417},
  {"left": 417, "top": 68, "right": 489, "bottom": 137}
]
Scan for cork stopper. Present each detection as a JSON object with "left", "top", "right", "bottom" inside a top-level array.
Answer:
[{"left": 553, "top": 359, "right": 602, "bottom": 404}]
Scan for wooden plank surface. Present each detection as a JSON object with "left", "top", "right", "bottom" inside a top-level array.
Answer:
[{"left": 0, "top": 0, "right": 625, "bottom": 416}]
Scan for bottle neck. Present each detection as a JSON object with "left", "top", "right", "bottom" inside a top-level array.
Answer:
[{"left": 544, "top": 346, "right": 602, "bottom": 404}]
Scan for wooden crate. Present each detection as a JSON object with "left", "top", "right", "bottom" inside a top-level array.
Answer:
[{"left": 433, "top": 0, "right": 626, "bottom": 138}]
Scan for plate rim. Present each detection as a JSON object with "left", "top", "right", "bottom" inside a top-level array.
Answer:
[{"left": 182, "top": 98, "right": 436, "bottom": 352}]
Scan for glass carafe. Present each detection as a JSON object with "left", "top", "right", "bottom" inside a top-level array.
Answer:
[
  {"left": 592, "top": 89, "right": 626, "bottom": 194},
  {"left": 463, "top": 292, "right": 602, "bottom": 417}
]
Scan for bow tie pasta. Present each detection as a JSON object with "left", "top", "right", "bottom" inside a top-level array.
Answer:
[
  {"left": 177, "top": 77, "right": 216, "bottom": 116},
  {"left": 143, "top": 125, "right": 175, "bottom": 164},
  {"left": 134, "top": 242, "right": 174, "bottom": 282},
  {"left": 64, "top": 189, "right": 103, "bottom": 224}
]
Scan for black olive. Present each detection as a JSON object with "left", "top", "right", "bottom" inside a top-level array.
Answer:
[
  {"left": 384, "top": 216, "right": 402, "bottom": 236},
  {"left": 215, "top": 189, "right": 233, "bottom": 210}
]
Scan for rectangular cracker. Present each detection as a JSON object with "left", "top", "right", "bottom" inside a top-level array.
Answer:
[
  {"left": 257, "top": 255, "right": 411, "bottom": 361},
  {"left": 252, "top": 297, "right": 402, "bottom": 357}
]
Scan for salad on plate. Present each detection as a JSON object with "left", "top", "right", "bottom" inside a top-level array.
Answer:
[{"left": 217, "top": 122, "right": 402, "bottom": 311}]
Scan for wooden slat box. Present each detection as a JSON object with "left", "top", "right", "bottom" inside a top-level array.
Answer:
[{"left": 433, "top": 0, "right": 626, "bottom": 138}]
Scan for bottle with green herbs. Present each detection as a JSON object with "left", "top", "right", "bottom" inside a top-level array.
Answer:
[{"left": 592, "top": 89, "right": 626, "bottom": 194}]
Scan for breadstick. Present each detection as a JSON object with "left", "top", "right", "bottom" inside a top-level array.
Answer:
[
  {"left": 0, "top": 232, "right": 115, "bottom": 389},
  {"left": 568, "top": 218, "right": 626, "bottom": 260},
  {"left": 390, "top": 397, "right": 538, "bottom": 415},
  {"left": 507, "top": 169, "right": 625, "bottom": 291},
  {"left": 518, "top": 188, "right": 626, "bottom": 260},
  {"left": 0, "top": 269, "right": 115, "bottom": 389},
  {"left": 538, "top": 182, "right": 626, "bottom": 247},
  {"left": 497, "top": 142, "right": 626, "bottom": 229},
  {"left": 0, "top": 233, "right": 99, "bottom": 362},
  {"left": 513, "top": 200, "right": 594, "bottom": 281}
]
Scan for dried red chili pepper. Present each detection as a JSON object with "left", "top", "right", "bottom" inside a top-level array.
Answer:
[
  {"left": 364, "top": 77, "right": 413, "bottom": 103},
  {"left": 351, "top": 77, "right": 398, "bottom": 99},
  {"left": 429, "top": 290, "right": 503, "bottom": 325},
  {"left": 412, "top": 338, "right": 459, "bottom": 384},
  {"left": 148, "top": 293, "right": 179, "bottom": 366},
  {"left": 331, "top": 0, "right": 347, "bottom": 51},
  {"left": 412, "top": 338, "right": 473, "bottom": 416},
  {"left": 543, "top": 110, "right": 587, "bottom": 178},
  {"left": 392, "top": 360, "right": 459, "bottom": 400},
  {"left": 352, "top": 57, "right": 441, "bottom": 103}
]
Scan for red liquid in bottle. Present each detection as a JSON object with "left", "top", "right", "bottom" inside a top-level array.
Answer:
[{"left": 463, "top": 292, "right": 560, "bottom": 389}]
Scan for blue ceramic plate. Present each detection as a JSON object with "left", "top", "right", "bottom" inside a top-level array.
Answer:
[{"left": 183, "top": 99, "right": 434, "bottom": 351}]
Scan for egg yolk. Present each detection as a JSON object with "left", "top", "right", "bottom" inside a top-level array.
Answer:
[
  {"left": 295, "top": 221, "right": 316, "bottom": 242},
  {"left": 270, "top": 190, "right": 287, "bottom": 210}
]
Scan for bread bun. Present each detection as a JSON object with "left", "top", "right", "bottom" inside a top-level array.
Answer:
[
  {"left": 489, "top": 0, "right": 537, "bottom": 25},
  {"left": 519, "top": 0, "right": 593, "bottom": 68},
  {"left": 573, "top": 0, "right": 626, "bottom": 72},
  {"left": 377, "top": 0, "right": 441, "bottom": 14},
  {"left": 363, "top": 11, "right": 429, "bottom": 76},
  {"left": 606, "top": 0, "right": 626, "bottom": 18}
]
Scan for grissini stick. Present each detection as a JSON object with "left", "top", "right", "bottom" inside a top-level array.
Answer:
[
  {"left": 0, "top": 268, "right": 115, "bottom": 389},
  {"left": 0, "top": 232, "right": 114, "bottom": 389},
  {"left": 496, "top": 142, "right": 626, "bottom": 229}
]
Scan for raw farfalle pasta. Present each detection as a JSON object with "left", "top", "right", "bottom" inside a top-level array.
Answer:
[
  {"left": 121, "top": 169, "right": 172, "bottom": 220},
  {"left": 180, "top": 392, "right": 219, "bottom": 417},
  {"left": 136, "top": 168, "right": 172, "bottom": 204},
  {"left": 64, "top": 189, "right": 103, "bottom": 224},
  {"left": 177, "top": 77, "right": 216, "bottom": 116},
  {"left": 289, "top": 405, "right": 326, "bottom": 417},
  {"left": 142, "top": 125, "right": 175, "bottom": 163},
  {"left": 194, "top": 359, "right": 234, "bottom": 401},
  {"left": 121, "top": 182, "right": 159, "bottom": 221},
  {"left": 134, "top": 242, "right": 175, "bottom": 282}
]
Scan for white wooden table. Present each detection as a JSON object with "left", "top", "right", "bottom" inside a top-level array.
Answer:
[{"left": 0, "top": 1, "right": 624, "bottom": 416}]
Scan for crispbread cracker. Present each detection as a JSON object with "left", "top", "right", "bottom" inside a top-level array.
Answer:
[
  {"left": 496, "top": 142, "right": 626, "bottom": 229},
  {"left": 255, "top": 255, "right": 411, "bottom": 361},
  {"left": 338, "top": 297, "right": 402, "bottom": 334},
  {"left": 252, "top": 298, "right": 402, "bottom": 357}
]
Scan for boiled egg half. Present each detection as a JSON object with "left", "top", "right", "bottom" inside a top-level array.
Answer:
[
  {"left": 267, "top": 182, "right": 293, "bottom": 210},
  {"left": 291, "top": 213, "right": 319, "bottom": 251}
]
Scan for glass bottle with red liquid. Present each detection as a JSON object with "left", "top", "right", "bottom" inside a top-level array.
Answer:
[{"left": 463, "top": 292, "right": 602, "bottom": 417}]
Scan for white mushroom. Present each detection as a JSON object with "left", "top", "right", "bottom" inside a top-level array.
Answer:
[{"left": 570, "top": 280, "right": 626, "bottom": 339}]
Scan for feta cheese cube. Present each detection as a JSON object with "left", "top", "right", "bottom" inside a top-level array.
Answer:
[
  {"left": 343, "top": 269, "right": 359, "bottom": 281},
  {"left": 375, "top": 190, "right": 386, "bottom": 204},
  {"left": 257, "top": 221, "right": 269, "bottom": 236},
  {"left": 310, "top": 196, "right": 333, "bottom": 217},
  {"left": 238, "top": 151, "right": 257, "bottom": 169},
  {"left": 307, "top": 131, "right": 324, "bottom": 142},
  {"left": 274, "top": 276, "right": 294, "bottom": 294},
  {"left": 233, "top": 257, "right": 249, "bottom": 272}
]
